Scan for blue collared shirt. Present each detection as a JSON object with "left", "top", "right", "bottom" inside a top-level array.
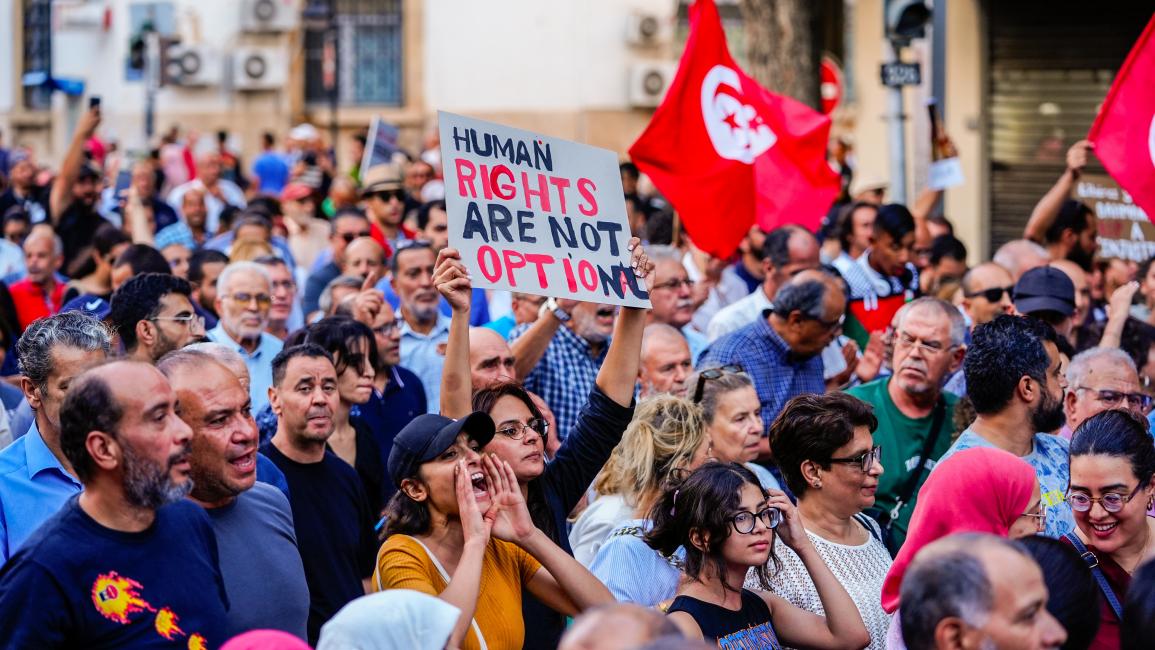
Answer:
[
  {"left": 699, "top": 315, "right": 826, "bottom": 430},
  {"left": 207, "top": 324, "right": 285, "bottom": 416},
  {"left": 511, "top": 323, "right": 608, "bottom": 441},
  {"left": 399, "top": 313, "right": 451, "bottom": 414},
  {"left": 0, "top": 421, "right": 82, "bottom": 562}
]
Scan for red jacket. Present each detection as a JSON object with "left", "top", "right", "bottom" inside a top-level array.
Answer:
[{"left": 10, "top": 279, "right": 66, "bottom": 332}]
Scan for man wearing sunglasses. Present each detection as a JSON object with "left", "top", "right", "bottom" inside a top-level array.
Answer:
[
  {"left": 361, "top": 163, "right": 415, "bottom": 254},
  {"left": 1063, "top": 347, "right": 1150, "bottom": 437},
  {"left": 109, "top": 273, "right": 204, "bottom": 364},
  {"left": 301, "top": 210, "right": 372, "bottom": 316},
  {"left": 960, "top": 262, "right": 1015, "bottom": 330}
]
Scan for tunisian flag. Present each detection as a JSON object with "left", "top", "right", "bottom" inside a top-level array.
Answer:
[
  {"left": 1089, "top": 13, "right": 1155, "bottom": 219},
  {"left": 629, "top": 0, "right": 840, "bottom": 259}
]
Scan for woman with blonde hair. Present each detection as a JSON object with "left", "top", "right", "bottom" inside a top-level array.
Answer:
[{"left": 569, "top": 395, "right": 709, "bottom": 567}]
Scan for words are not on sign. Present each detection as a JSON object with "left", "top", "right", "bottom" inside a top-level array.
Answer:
[{"left": 438, "top": 112, "right": 650, "bottom": 309}]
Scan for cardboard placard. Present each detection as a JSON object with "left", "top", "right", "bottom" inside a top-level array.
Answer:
[
  {"left": 438, "top": 111, "right": 650, "bottom": 308},
  {"left": 1074, "top": 174, "right": 1155, "bottom": 262},
  {"left": 361, "top": 116, "right": 401, "bottom": 173}
]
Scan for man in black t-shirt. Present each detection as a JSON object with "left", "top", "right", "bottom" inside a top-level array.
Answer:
[
  {"left": 261, "top": 344, "right": 377, "bottom": 645},
  {"left": 0, "top": 361, "right": 228, "bottom": 648},
  {"left": 48, "top": 105, "right": 112, "bottom": 271}
]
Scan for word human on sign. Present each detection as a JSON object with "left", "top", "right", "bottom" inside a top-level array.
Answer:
[{"left": 439, "top": 112, "right": 651, "bottom": 308}]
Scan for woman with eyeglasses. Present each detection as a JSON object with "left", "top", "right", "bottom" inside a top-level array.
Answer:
[
  {"left": 742, "top": 392, "right": 892, "bottom": 649},
  {"left": 879, "top": 446, "right": 1044, "bottom": 650},
  {"left": 1064, "top": 409, "right": 1155, "bottom": 650},
  {"left": 287, "top": 316, "right": 389, "bottom": 515},
  {"left": 689, "top": 365, "right": 782, "bottom": 490},
  {"left": 645, "top": 463, "right": 871, "bottom": 649},
  {"left": 435, "top": 242, "right": 652, "bottom": 648}
]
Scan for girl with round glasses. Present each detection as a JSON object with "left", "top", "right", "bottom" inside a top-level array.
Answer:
[
  {"left": 645, "top": 463, "right": 870, "bottom": 649},
  {"left": 1064, "top": 409, "right": 1155, "bottom": 650},
  {"left": 752, "top": 392, "right": 893, "bottom": 649}
]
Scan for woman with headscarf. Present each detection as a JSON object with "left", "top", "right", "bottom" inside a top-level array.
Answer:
[
  {"left": 317, "top": 589, "right": 460, "bottom": 650},
  {"left": 881, "top": 446, "right": 1045, "bottom": 650}
]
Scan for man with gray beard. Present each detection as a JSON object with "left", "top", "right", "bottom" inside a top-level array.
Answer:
[
  {"left": 0, "top": 361, "right": 229, "bottom": 648},
  {"left": 643, "top": 245, "right": 707, "bottom": 362},
  {"left": 847, "top": 297, "right": 966, "bottom": 550},
  {"left": 392, "top": 241, "right": 449, "bottom": 413}
]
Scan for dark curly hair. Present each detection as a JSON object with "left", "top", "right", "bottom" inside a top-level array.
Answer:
[
  {"left": 964, "top": 315, "right": 1057, "bottom": 415},
  {"left": 108, "top": 273, "right": 193, "bottom": 351},
  {"left": 769, "top": 392, "right": 878, "bottom": 497},
  {"left": 287, "top": 316, "right": 379, "bottom": 378},
  {"left": 645, "top": 462, "right": 778, "bottom": 593}
]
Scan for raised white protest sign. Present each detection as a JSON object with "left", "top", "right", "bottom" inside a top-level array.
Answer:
[{"left": 439, "top": 111, "right": 650, "bottom": 308}]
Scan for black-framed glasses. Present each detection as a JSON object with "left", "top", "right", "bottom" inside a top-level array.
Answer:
[
  {"left": 339, "top": 231, "right": 373, "bottom": 243},
  {"left": 828, "top": 445, "right": 882, "bottom": 473},
  {"left": 803, "top": 312, "right": 845, "bottom": 332},
  {"left": 1074, "top": 386, "right": 1155, "bottom": 414},
  {"left": 692, "top": 364, "right": 743, "bottom": 404},
  {"left": 653, "top": 278, "right": 696, "bottom": 292},
  {"left": 1067, "top": 482, "right": 1146, "bottom": 513},
  {"left": 225, "top": 293, "right": 272, "bottom": 308},
  {"left": 372, "top": 189, "right": 406, "bottom": 203},
  {"left": 963, "top": 286, "right": 1012, "bottom": 302},
  {"left": 730, "top": 507, "right": 781, "bottom": 534},
  {"left": 495, "top": 418, "right": 550, "bottom": 441}
]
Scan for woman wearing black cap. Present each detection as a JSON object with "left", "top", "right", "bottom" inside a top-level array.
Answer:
[{"left": 374, "top": 411, "right": 613, "bottom": 650}]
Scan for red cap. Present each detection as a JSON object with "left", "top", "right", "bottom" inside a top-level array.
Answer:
[{"left": 281, "top": 183, "right": 313, "bottom": 202}]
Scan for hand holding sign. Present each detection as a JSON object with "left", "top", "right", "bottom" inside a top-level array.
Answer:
[
  {"left": 434, "top": 248, "right": 474, "bottom": 314},
  {"left": 439, "top": 112, "right": 651, "bottom": 309}
]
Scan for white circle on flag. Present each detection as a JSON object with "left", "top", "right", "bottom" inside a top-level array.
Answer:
[
  {"left": 700, "top": 65, "right": 777, "bottom": 164},
  {"left": 1149, "top": 114, "right": 1155, "bottom": 169}
]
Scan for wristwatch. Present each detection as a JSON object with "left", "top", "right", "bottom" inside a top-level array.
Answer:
[{"left": 542, "top": 297, "right": 572, "bottom": 323}]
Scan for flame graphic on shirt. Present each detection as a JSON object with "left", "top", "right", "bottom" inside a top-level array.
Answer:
[
  {"left": 188, "top": 633, "right": 208, "bottom": 650},
  {"left": 91, "top": 572, "right": 155, "bottom": 624},
  {"left": 154, "top": 607, "right": 185, "bottom": 640}
]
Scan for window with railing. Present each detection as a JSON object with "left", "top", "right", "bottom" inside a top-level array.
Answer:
[
  {"left": 304, "top": 0, "right": 404, "bottom": 107},
  {"left": 23, "top": 0, "right": 53, "bottom": 110}
]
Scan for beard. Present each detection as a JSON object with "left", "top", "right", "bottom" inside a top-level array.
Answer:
[
  {"left": 1068, "top": 243, "right": 1094, "bottom": 272},
  {"left": 1030, "top": 386, "right": 1067, "bottom": 433},
  {"left": 121, "top": 442, "right": 193, "bottom": 510}
]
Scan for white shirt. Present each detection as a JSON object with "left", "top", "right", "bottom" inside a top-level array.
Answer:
[
  {"left": 167, "top": 179, "right": 247, "bottom": 235},
  {"left": 707, "top": 286, "right": 772, "bottom": 341},
  {"left": 569, "top": 494, "right": 634, "bottom": 568}
]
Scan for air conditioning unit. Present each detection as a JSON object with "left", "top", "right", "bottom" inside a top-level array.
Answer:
[
  {"left": 628, "top": 62, "right": 677, "bottom": 108},
  {"left": 241, "top": 0, "right": 300, "bottom": 33},
  {"left": 163, "top": 45, "right": 223, "bottom": 87},
  {"left": 626, "top": 13, "right": 671, "bottom": 46},
  {"left": 233, "top": 47, "right": 288, "bottom": 91}
]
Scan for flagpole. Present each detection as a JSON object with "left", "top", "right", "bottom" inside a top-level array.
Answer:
[{"left": 673, "top": 212, "right": 682, "bottom": 247}]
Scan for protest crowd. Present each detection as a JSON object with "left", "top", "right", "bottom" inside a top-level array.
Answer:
[{"left": 3, "top": 3, "right": 1155, "bottom": 650}]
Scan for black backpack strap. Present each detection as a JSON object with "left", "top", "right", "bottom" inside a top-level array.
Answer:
[
  {"left": 1064, "top": 532, "right": 1124, "bottom": 621},
  {"left": 854, "top": 513, "right": 882, "bottom": 543}
]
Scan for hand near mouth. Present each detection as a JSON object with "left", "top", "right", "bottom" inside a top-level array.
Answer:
[
  {"left": 483, "top": 454, "right": 537, "bottom": 544},
  {"left": 455, "top": 460, "right": 494, "bottom": 547}
]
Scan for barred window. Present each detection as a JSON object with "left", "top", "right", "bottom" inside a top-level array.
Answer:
[
  {"left": 23, "top": 0, "right": 53, "bottom": 110},
  {"left": 305, "top": 0, "right": 403, "bottom": 107}
]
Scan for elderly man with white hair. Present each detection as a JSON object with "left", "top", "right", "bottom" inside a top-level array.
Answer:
[
  {"left": 992, "top": 239, "right": 1050, "bottom": 283},
  {"left": 207, "top": 261, "right": 283, "bottom": 414},
  {"left": 645, "top": 245, "right": 707, "bottom": 361},
  {"left": 1062, "top": 346, "right": 1151, "bottom": 438}
]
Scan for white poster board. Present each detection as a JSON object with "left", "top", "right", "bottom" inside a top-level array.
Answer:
[{"left": 438, "top": 111, "right": 650, "bottom": 308}]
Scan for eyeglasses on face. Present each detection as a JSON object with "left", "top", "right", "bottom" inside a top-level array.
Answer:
[
  {"left": 802, "top": 312, "right": 845, "bottom": 333},
  {"left": 373, "top": 320, "right": 400, "bottom": 336},
  {"left": 225, "top": 293, "right": 272, "bottom": 308},
  {"left": 653, "top": 278, "right": 695, "bottom": 292},
  {"left": 1018, "top": 505, "right": 1047, "bottom": 532},
  {"left": 692, "top": 364, "right": 743, "bottom": 404},
  {"left": 370, "top": 190, "right": 406, "bottom": 203},
  {"left": 150, "top": 313, "right": 205, "bottom": 332},
  {"left": 1067, "top": 482, "right": 1146, "bottom": 513},
  {"left": 495, "top": 418, "right": 550, "bottom": 441},
  {"left": 730, "top": 507, "right": 781, "bottom": 534},
  {"left": 1074, "top": 386, "right": 1155, "bottom": 414},
  {"left": 828, "top": 445, "right": 882, "bottom": 473},
  {"left": 963, "top": 286, "right": 1012, "bottom": 302},
  {"left": 339, "top": 231, "right": 373, "bottom": 243},
  {"left": 894, "top": 331, "right": 952, "bottom": 356}
]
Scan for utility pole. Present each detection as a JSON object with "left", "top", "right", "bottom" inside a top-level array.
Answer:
[
  {"left": 144, "top": 29, "right": 160, "bottom": 141},
  {"left": 884, "top": 40, "right": 908, "bottom": 205},
  {"left": 881, "top": 1, "right": 932, "bottom": 206}
]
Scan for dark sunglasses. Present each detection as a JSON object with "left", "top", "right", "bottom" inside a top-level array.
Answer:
[
  {"left": 964, "top": 286, "right": 1012, "bottom": 302},
  {"left": 692, "top": 364, "right": 743, "bottom": 404},
  {"left": 339, "top": 231, "right": 373, "bottom": 243},
  {"left": 370, "top": 189, "right": 406, "bottom": 203}
]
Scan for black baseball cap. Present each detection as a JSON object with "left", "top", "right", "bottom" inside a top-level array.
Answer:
[
  {"left": 387, "top": 412, "right": 496, "bottom": 487},
  {"left": 1013, "top": 266, "right": 1076, "bottom": 317}
]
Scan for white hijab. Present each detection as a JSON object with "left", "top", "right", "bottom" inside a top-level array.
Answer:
[{"left": 317, "top": 590, "right": 460, "bottom": 650}]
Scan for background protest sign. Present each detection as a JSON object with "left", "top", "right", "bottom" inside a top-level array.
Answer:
[
  {"left": 361, "top": 116, "right": 400, "bottom": 173},
  {"left": 438, "top": 111, "right": 651, "bottom": 308},
  {"left": 1073, "top": 173, "right": 1155, "bottom": 262}
]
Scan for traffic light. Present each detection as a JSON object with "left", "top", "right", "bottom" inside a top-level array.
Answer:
[
  {"left": 128, "top": 34, "right": 146, "bottom": 72},
  {"left": 884, "top": 0, "right": 931, "bottom": 43}
]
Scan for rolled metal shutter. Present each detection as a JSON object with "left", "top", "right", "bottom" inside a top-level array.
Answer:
[{"left": 987, "top": 1, "right": 1152, "bottom": 253}]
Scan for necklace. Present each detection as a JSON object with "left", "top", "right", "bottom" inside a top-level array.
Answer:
[{"left": 1125, "top": 525, "right": 1153, "bottom": 575}]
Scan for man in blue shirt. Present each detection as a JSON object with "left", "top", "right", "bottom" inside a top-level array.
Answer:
[
  {"left": 0, "top": 361, "right": 229, "bottom": 647},
  {"left": 699, "top": 270, "right": 846, "bottom": 455},
  {"left": 159, "top": 350, "right": 309, "bottom": 640},
  {"left": 392, "top": 242, "right": 450, "bottom": 413},
  {"left": 252, "top": 132, "right": 290, "bottom": 195},
  {"left": 0, "top": 311, "right": 111, "bottom": 562},
  {"left": 207, "top": 261, "right": 284, "bottom": 415},
  {"left": 937, "top": 314, "right": 1076, "bottom": 538}
]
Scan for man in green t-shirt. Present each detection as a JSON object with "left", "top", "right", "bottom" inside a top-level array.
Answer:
[{"left": 847, "top": 297, "right": 965, "bottom": 551}]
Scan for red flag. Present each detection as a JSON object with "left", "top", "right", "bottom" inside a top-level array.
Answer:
[
  {"left": 629, "top": 0, "right": 840, "bottom": 259},
  {"left": 1089, "top": 13, "right": 1155, "bottom": 220}
]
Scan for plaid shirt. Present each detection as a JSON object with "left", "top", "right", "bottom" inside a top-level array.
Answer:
[
  {"left": 511, "top": 323, "right": 607, "bottom": 441},
  {"left": 698, "top": 314, "right": 826, "bottom": 430}
]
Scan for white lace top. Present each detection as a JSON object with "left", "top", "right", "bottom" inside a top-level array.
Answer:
[{"left": 745, "top": 517, "right": 893, "bottom": 650}]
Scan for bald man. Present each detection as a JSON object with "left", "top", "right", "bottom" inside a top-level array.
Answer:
[
  {"left": 560, "top": 604, "right": 682, "bottom": 650},
  {"left": 960, "top": 262, "right": 1015, "bottom": 329},
  {"left": 993, "top": 239, "right": 1050, "bottom": 282},
  {"left": 1051, "top": 260, "right": 1091, "bottom": 343},
  {"left": 469, "top": 327, "right": 517, "bottom": 390},
  {"left": 343, "top": 236, "right": 385, "bottom": 281},
  {"left": 639, "top": 323, "right": 692, "bottom": 399}
]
